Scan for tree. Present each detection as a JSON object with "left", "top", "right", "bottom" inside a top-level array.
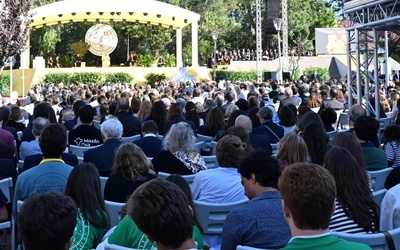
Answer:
[{"left": 0, "top": 0, "right": 32, "bottom": 71}]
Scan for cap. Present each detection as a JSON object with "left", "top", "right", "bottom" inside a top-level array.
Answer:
[{"left": 256, "top": 106, "right": 273, "bottom": 119}]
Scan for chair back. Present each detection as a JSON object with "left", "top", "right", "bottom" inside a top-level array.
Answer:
[
  {"left": 195, "top": 141, "right": 204, "bottom": 154},
  {"left": 0, "top": 178, "right": 13, "bottom": 232},
  {"left": 157, "top": 172, "right": 197, "bottom": 185},
  {"left": 271, "top": 143, "right": 279, "bottom": 155},
  {"left": 379, "top": 117, "right": 392, "bottom": 140},
  {"left": 18, "top": 160, "right": 24, "bottom": 174},
  {"left": 100, "top": 176, "right": 108, "bottom": 197},
  {"left": 105, "top": 200, "right": 126, "bottom": 228},
  {"left": 203, "top": 155, "right": 219, "bottom": 169},
  {"left": 368, "top": 168, "right": 393, "bottom": 191},
  {"left": 93, "top": 120, "right": 101, "bottom": 129},
  {"left": 326, "top": 130, "right": 338, "bottom": 147},
  {"left": 236, "top": 246, "right": 265, "bottom": 250},
  {"left": 120, "top": 134, "right": 141, "bottom": 143},
  {"left": 104, "top": 239, "right": 138, "bottom": 250},
  {"left": 336, "top": 112, "right": 349, "bottom": 130},
  {"left": 69, "top": 144, "right": 100, "bottom": 157},
  {"left": 193, "top": 199, "right": 247, "bottom": 234},
  {"left": 197, "top": 134, "right": 214, "bottom": 143},
  {"left": 17, "top": 131, "right": 22, "bottom": 142},
  {"left": 373, "top": 189, "right": 387, "bottom": 209}
]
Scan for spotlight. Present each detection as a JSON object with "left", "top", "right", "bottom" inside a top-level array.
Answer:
[
  {"left": 172, "top": 16, "right": 175, "bottom": 21},
  {"left": 116, "top": 12, "right": 121, "bottom": 15},
  {"left": 58, "top": 14, "right": 62, "bottom": 17},
  {"left": 129, "top": 12, "right": 134, "bottom": 15},
  {"left": 71, "top": 12, "right": 76, "bottom": 16},
  {"left": 86, "top": 12, "right": 91, "bottom": 15},
  {"left": 99, "top": 12, "right": 104, "bottom": 15},
  {"left": 143, "top": 13, "right": 148, "bottom": 16},
  {"left": 156, "top": 14, "right": 161, "bottom": 18},
  {"left": 184, "top": 19, "right": 187, "bottom": 23},
  {"left": 110, "top": 12, "right": 115, "bottom": 15}
]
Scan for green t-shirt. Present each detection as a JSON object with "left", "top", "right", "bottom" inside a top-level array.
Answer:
[
  {"left": 282, "top": 233, "right": 372, "bottom": 250},
  {"left": 108, "top": 215, "right": 204, "bottom": 249},
  {"left": 70, "top": 209, "right": 107, "bottom": 250}
]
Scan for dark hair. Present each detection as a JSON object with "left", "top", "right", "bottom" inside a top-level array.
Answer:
[
  {"left": 320, "top": 108, "right": 337, "bottom": 131},
  {"left": 149, "top": 101, "right": 166, "bottom": 124},
  {"left": 185, "top": 102, "right": 199, "bottom": 128},
  {"left": 324, "top": 147, "right": 379, "bottom": 232},
  {"left": 0, "top": 106, "right": 10, "bottom": 122},
  {"left": 226, "top": 110, "right": 246, "bottom": 129},
  {"left": 19, "top": 192, "right": 77, "bottom": 250},
  {"left": 142, "top": 120, "right": 158, "bottom": 134},
  {"left": 302, "top": 123, "right": 328, "bottom": 165},
  {"left": 235, "top": 99, "right": 248, "bottom": 111},
  {"left": 248, "top": 108, "right": 261, "bottom": 128},
  {"left": 203, "top": 108, "right": 225, "bottom": 136},
  {"left": 72, "top": 100, "right": 85, "bottom": 117},
  {"left": 279, "top": 163, "right": 336, "bottom": 230},
  {"left": 127, "top": 179, "right": 193, "bottom": 248},
  {"left": 131, "top": 97, "right": 141, "bottom": 114},
  {"left": 39, "top": 124, "right": 67, "bottom": 158},
  {"left": 78, "top": 105, "right": 96, "bottom": 123},
  {"left": 65, "top": 163, "right": 109, "bottom": 229},
  {"left": 333, "top": 132, "right": 367, "bottom": 173},
  {"left": 117, "top": 97, "right": 130, "bottom": 111},
  {"left": 33, "top": 102, "right": 50, "bottom": 119},
  {"left": 166, "top": 103, "right": 183, "bottom": 121},
  {"left": 165, "top": 174, "right": 203, "bottom": 233},
  {"left": 298, "top": 111, "right": 324, "bottom": 132},
  {"left": 279, "top": 105, "right": 296, "bottom": 127},
  {"left": 216, "top": 135, "right": 247, "bottom": 167},
  {"left": 354, "top": 116, "right": 379, "bottom": 142},
  {"left": 383, "top": 125, "right": 400, "bottom": 144},
  {"left": 238, "top": 150, "right": 281, "bottom": 189},
  {"left": 225, "top": 91, "right": 235, "bottom": 102},
  {"left": 108, "top": 101, "right": 118, "bottom": 116}
]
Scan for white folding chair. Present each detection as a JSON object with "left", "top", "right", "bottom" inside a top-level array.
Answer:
[
  {"left": 0, "top": 178, "right": 14, "bottom": 249},
  {"left": 157, "top": 172, "right": 197, "bottom": 185},
  {"left": 372, "top": 189, "right": 387, "bottom": 210},
  {"left": 271, "top": 143, "right": 279, "bottom": 156},
  {"left": 326, "top": 130, "right": 338, "bottom": 147},
  {"left": 100, "top": 176, "right": 108, "bottom": 197},
  {"left": 69, "top": 145, "right": 100, "bottom": 157},
  {"left": 120, "top": 134, "right": 141, "bottom": 143},
  {"left": 203, "top": 155, "right": 219, "bottom": 169},
  {"left": 104, "top": 200, "right": 126, "bottom": 228},
  {"left": 193, "top": 199, "right": 248, "bottom": 235},
  {"left": 16, "top": 200, "right": 23, "bottom": 250},
  {"left": 336, "top": 112, "right": 349, "bottom": 130},
  {"left": 17, "top": 160, "right": 24, "bottom": 174},
  {"left": 368, "top": 168, "right": 392, "bottom": 191},
  {"left": 17, "top": 131, "right": 22, "bottom": 142},
  {"left": 93, "top": 120, "right": 101, "bottom": 129},
  {"left": 379, "top": 117, "right": 391, "bottom": 140}
]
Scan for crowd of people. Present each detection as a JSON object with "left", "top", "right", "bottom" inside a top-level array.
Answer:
[{"left": 1, "top": 74, "right": 400, "bottom": 249}]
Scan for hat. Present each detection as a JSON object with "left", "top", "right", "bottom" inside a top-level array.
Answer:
[{"left": 256, "top": 106, "right": 273, "bottom": 119}]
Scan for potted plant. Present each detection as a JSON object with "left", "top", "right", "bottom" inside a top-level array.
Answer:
[{"left": 70, "top": 42, "right": 90, "bottom": 67}]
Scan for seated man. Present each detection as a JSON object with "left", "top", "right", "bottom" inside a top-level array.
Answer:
[
  {"left": 221, "top": 151, "right": 290, "bottom": 250},
  {"left": 13, "top": 123, "right": 74, "bottom": 216},
  {"left": 235, "top": 115, "right": 272, "bottom": 153},
  {"left": 116, "top": 97, "right": 141, "bottom": 137},
  {"left": 279, "top": 163, "right": 371, "bottom": 249},
  {"left": 20, "top": 117, "right": 50, "bottom": 160},
  {"left": 354, "top": 116, "right": 387, "bottom": 170},
  {"left": 64, "top": 100, "right": 85, "bottom": 131},
  {"left": 21, "top": 102, "right": 50, "bottom": 142},
  {"left": 252, "top": 106, "right": 284, "bottom": 143},
  {"left": 127, "top": 179, "right": 197, "bottom": 250},
  {"left": 19, "top": 192, "right": 78, "bottom": 250},
  {"left": 68, "top": 105, "right": 103, "bottom": 147},
  {"left": 83, "top": 118, "right": 123, "bottom": 176},
  {"left": 22, "top": 152, "right": 78, "bottom": 172},
  {"left": 133, "top": 120, "right": 163, "bottom": 157}
]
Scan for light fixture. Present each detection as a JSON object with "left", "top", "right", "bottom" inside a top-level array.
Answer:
[
  {"left": 157, "top": 14, "right": 161, "bottom": 18},
  {"left": 172, "top": 16, "right": 175, "bottom": 21},
  {"left": 129, "top": 12, "right": 134, "bottom": 15},
  {"left": 58, "top": 14, "right": 62, "bottom": 17},
  {"left": 143, "top": 13, "right": 148, "bottom": 16},
  {"left": 116, "top": 12, "right": 121, "bottom": 15},
  {"left": 71, "top": 12, "right": 76, "bottom": 16},
  {"left": 184, "top": 19, "right": 187, "bottom": 23},
  {"left": 99, "top": 12, "right": 104, "bottom": 15},
  {"left": 86, "top": 12, "right": 91, "bottom": 15},
  {"left": 273, "top": 18, "right": 282, "bottom": 31},
  {"left": 110, "top": 12, "right": 115, "bottom": 15}
]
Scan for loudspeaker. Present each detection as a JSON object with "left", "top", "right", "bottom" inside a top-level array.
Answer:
[
  {"left": 283, "top": 72, "right": 291, "bottom": 80},
  {"left": 264, "top": 72, "right": 272, "bottom": 81},
  {"left": 265, "top": 0, "right": 280, "bottom": 34},
  {"left": 207, "top": 58, "right": 213, "bottom": 69}
]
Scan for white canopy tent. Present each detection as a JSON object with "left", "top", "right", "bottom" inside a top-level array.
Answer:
[{"left": 26, "top": 0, "right": 201, "bottom": 67}]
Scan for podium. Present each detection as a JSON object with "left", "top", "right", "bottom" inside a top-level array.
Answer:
[{"left": 33, "top": 57, "right": 45, "bottom": 69}]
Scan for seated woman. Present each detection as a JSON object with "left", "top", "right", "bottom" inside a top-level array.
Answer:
[
  {"left": 197, "top": 108, "right": 225, "bottom": 138},
  {"left": 152, "top": 122, "right": 206, "bottom": 175},
  {"left": 66, "top": 163, "right": 109, "bottom": 250},
  {"left": 325, "top": 147, "right": 379, "bottom": 233},
  {"left": 6, "top": 105, "right": 26, "bottom": 132},
  {"left": 276, "top": 133, "right": 308, "bottom": 170},
  {"left": 302, "top": 123, "right": 329, "bottom": 166},
  {"left": 104, "top": 143, "right": 157, "bottom": 202},
  {"left": 383, "top": 125, "right": 400, "bottom": 168},
  {"left": 106, "top": 174, "right": 204, "bottom": 249},
  {"left": 278, "top": 105, "right": 296, "bottom": 135},
  {"left": 320, "top": 107, "right": 337, "bottom": 132}
]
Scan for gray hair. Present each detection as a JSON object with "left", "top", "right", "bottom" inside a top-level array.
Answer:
[
  {"left": 235, "top": 115, "right": 252, "bottom": 133},
  {"left": 32, "top": 117, "right": 50, "bottom": 136},
  {"left": 162, "top": 122, "right": 197, "bottom": 153},
  {"left": 101, "top": 118, "right": 123, "bottom": 139}
]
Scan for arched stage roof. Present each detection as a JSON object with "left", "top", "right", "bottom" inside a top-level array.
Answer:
[{"left": 29, "top": 0, "right": 200, "bottom": 29}]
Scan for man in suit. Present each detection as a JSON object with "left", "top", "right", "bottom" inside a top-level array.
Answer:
[
  {"left": 319, "top": 87, "right": 344, "bottom": 112},
  {"left": 63, "top": 100, "right": 85, "bottom": 131},
  {"left": 21, "top": 102, "right": 50, "bottom": 142},
  {"left": 235, "top": 115, "right": 272, "bottom": 153},
  {"left": 278, "top": 87, "right": 301, "bottom": 111},
  {"left": 115, "top": 97, "right": 141, "bottom": 137},
  {"left": 83, "top": 118, "right": 123, "bottom": 176},
  {"left": 20, "top": 117, "right": 50, "bottom": 160},
  {"left": 133, "top": 121, "right": 163, "bottom": 157},
  {"left": 252, "top": 106, "right": 284, "bottom": 143}
]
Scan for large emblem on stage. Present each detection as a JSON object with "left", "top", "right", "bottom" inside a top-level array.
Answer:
[{"left": 85, "top": 24, "right": 118, "bottom": 56}]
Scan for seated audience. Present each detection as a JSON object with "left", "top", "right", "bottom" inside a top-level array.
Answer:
[
  {"left": 235, "top": 115, "right": 272, "bottom": 153},
  {"left": 276, "top": 133, "right": 308, "bottom": 170},
  {"left": 278, "top": 105, "right": 297, "bottom": 135},
  {"left": 83, "top": 118, "right": 123, "bottom": 176},
  {"left": 320, "top": 107, "right": 337, "bottom": 132},
  {"left": 325, "top": 147, "right": 379, "bottom": 233},
  {"left": 252, "top": 106, "right": 284, "bottom": 143},
  {"left": 23, "top": 152, "right": 78, "bottom": 172},
  {"left": 221, "top": 151, "right": 291, "bottom": 250},
  {"left": 19, "top": 192, "right": 78, "bottom": 250},
  {"left": 279, "top": 163, "right": 371, "bottom": 249},
  {"left": 104, "top": 143, "right": 157, "bottom": 202},
  {"left": 64, "top": 100, "right": 85, "bottom": 132},
  {"left": 68, "top": 105, "right": 103, "bottom": 147},
  {"left": 354, "top": 116, "right": 387, "bottom": 170},
  {"left": 127, "top": 179, "right": 197, "bottom": 250},
  {"left": 6, "top": 105, "right": 26, "bottom": 132},
  {"left": 383, "top": 125, "right": 400, "bottom": 167},
  {"left": 115, "top": 97, "right": 141, "bottom": 137},
  {"left": 146, "top": 101, "right": 167, "bottom": 135},
  {"left": 133, "top": 120, "right": 163, "bottom": 157},
  {"left": 66, "top": 163, "right": 109, "bottom": 250},
  {"left": 152, "top": 122, "right": 206, "bottom": 175},
  {"left": 301, "top": 123, "right": 328, "bottom": 166},
  {"left": 0, "top": 112, "right": 15, "bottom": 153},
  {"left": 19, "top": 117, "right": 50, "bottom": 160}
]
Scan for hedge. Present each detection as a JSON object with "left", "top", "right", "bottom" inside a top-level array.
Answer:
[
  {"left": 0, "top": 73, "right": 10, "bottom": 96},
  {"left": 43, "top": 72, "right": 134, "bottom": 85}
]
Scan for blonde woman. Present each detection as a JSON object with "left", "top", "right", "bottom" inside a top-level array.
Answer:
[
  {"left": 137, "top": 100, "right": 152, "bottom": 123},
  {"left": 276, "top": 133, "right": 308, "bottom": 170}
]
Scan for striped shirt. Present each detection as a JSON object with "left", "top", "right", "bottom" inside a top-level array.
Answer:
[
  {"left": 385, "top": 141, "right": 400, "bottom": 167},
  {"left": 329, "top": 200, "right": 371, "bottom": 234}
]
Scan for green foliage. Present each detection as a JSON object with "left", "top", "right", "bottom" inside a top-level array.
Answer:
[
  {"left": 163, "top": 54, "right": 176, "bottom": 67},
  {"left": 104, "top": 72, "right": 134, "bottom": 83},
  {"left": 59, "top": 54, "right": 71, "bottom": 67},
  {"left": 144, "top": 73, "right": 167, "bottom": 87},
  {"left": 70, "top": 72, "right": 102, "bottom": 84},
  {"left": 214, "top": 70, "right": 258, "bottom": 82},
  {"left": 70, "top": 42, "right": 91, "bottom": 57},
  {"left": 137, "top": 54, "right": 155, "bottom": 67},
  {"left": 292, "top": 69, "right": 302, "bottom": 81},
  {"left": 41, "top": 27, "right": 62, "bottom": 55},
  {"left": 0, "top": 73, "right": 11, "bottom": 96},
  {"left": 304, "top": 67, "right": 330, "bottom": 81},
  {"left": 43, "top": 73, "right": 71, "bottom": 85}
]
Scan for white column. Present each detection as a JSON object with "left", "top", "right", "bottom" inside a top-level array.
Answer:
[
  {"left": 191, "top": 21, "right": 198, "bottom": 67},
  {"left": 176, "top": 29, "right": 183, "bottom": 67},
  {"left": 23, "top": 30, "right": 30, "bottom": 69}
]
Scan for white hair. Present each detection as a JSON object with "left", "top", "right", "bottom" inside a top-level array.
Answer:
[{"left": 101, "top": 118, "right": 123, "bottom": 139}]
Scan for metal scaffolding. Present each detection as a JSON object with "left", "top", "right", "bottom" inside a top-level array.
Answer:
[
  {"left": 255, "top": 0, "right": 262, "bottom": 84},
  {"left": 344, "top": 0, "right": 400, "bottom": 119},
  {"left": 282, "top": 0, "right": 288, "bottom": 71}
]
